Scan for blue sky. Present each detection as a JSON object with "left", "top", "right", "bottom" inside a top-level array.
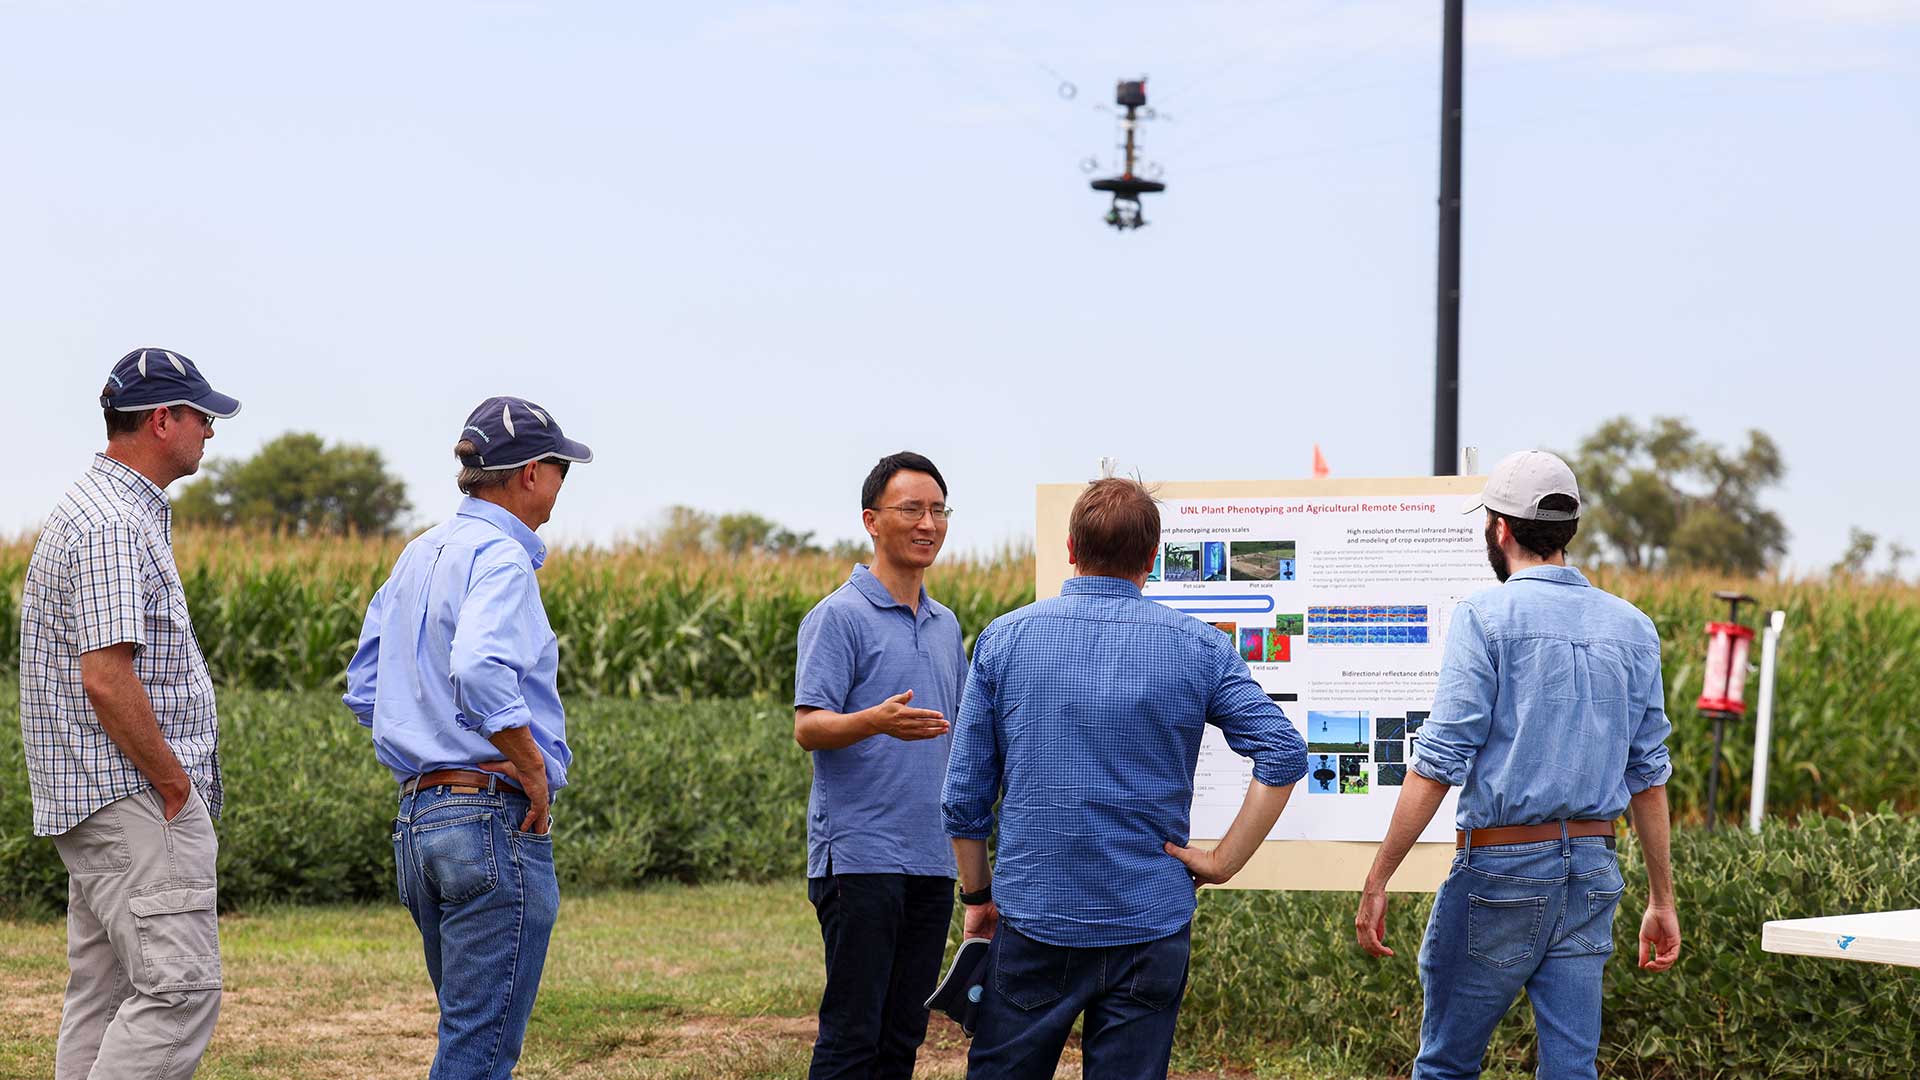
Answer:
[{"left": 6, "top": 1, "right": 1916, "bottom": 570}]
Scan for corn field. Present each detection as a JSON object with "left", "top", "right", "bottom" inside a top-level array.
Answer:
[
  {"left": 0, "top": 532, "right": 1033, "bottom": 700},
  {"left": 0, "top": 535, "right": 1915, "bottom": 820}
]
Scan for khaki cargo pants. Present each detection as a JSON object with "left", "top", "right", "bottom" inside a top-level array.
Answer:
[{"left": 51, "top": 787, "right": 222, "bottom": 1080}]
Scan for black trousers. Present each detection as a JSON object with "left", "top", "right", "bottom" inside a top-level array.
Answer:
[{"left": 807, "top": 867, "right": 955, "bottom": 1080}]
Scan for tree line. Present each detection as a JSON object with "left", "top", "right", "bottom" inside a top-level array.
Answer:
[
  {"left": 171, "top": 432, "right": 864, "bottom": 557},
  {"left": 173, "top": 422, "right": 1881, "bottom": 577}
]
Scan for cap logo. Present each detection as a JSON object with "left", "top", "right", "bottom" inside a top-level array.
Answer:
[
  {"left": 162, "top": 350, "right": 186, "bottom": 374},
  {"left": 462, "top": 425, "right": 491, "bottom": 444},
  {"left": 527, "top": 407, "right": 549, "bottom": 426},
  {"left": 107, "top": 373, "right": 124, "bottom": 390},
  {"left": 137, "top": 352, "right": 149, "bottom": 377},
  {"left": 501, "top": 404, "right": 516, "bottom": 437}
]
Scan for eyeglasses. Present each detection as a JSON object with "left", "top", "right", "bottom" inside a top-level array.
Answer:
[
  {"left": 875, "top": 503, "right": 954, "bottom": 522},
  {"left": 170, "top": 407, "right": 214, "bottom": 433},
  {"left": 543, "top": 458, "right": 570, "bottom": 480}
]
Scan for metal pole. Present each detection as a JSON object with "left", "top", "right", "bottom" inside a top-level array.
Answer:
[
  {"left": 1432, "top": 0, "right": 1464, "bottom": 476},
  {"left": 1748, "top": 610, "right": 1786, "bottom": 834},
  {"left": 1706, "top": 715, "right": 1725, "bottom": 832}
]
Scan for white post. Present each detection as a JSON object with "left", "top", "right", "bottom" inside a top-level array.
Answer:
[{"left": 1748, "top": 610, "right": 1786, "bottom": 834}]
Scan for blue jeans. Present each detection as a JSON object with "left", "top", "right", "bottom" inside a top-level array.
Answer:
[
  {"left": 394, "top": 782, "right": 559, "bottom": 1080},
  {"left": 967, "top": 922, "right": 1191, "bottom": 1080},
  {"left": 806, "top": 868, "right": 954, "bottom": 1080},
  {"left": 1415, "top": 834, "right": 1624, "bottom": 1080}
]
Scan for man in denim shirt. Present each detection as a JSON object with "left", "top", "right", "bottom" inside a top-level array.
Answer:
[
  {"left": 1355, "top": 451, "right": 1681, "bottom": 1080},
  {"left": 793, "top": 452, "right": 967, "bottom": 1080},
  {"left": 345, "top": 396, "right": 591, "bottom": 1080},
  {"left": 944, "top": 478, "right": 1308, "bottom": 1080}
]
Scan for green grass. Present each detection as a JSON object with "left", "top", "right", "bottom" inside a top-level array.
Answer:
[
  {"left": 0, "top": 884, "right": 822, "bottom": 1080},
  {"left": 0, "top": 883, "right": 1378, "bottom": 1080},
  {"left": 10, "top": 810, "right": 1917, "bottom": 1080}
]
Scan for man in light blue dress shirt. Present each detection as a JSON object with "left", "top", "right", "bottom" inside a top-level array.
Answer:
[
  {"left": 344, "top": 396, "right": 591, "bottom": 1080},
  {"left": 1355, "top": 451, "right": 1681, "bottom": 1080}
]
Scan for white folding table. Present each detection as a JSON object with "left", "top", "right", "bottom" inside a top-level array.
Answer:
[{"left": 1761, "top": 910, "right": 1920, "bottom": 969}]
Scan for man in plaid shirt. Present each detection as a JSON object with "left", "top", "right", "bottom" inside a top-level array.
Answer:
[{"left": 19, "top": 349, "right": 240, "bottom": 1080}]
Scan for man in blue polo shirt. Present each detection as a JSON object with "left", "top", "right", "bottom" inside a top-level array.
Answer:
[
  {"left": 793, "top": 451, "right": 967, "bottom": 1080},
  {"left": 343, "top": 396, "right": 592, "bottom": 1080}
]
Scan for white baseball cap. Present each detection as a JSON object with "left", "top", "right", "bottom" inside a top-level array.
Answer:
[{"left": 1463, "top": 450, "right": 1581, "bottom": 521}]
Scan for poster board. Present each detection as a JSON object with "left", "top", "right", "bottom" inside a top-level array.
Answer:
[{"left": 1036, "top": 475, "right": 1493, "bottom": 892}]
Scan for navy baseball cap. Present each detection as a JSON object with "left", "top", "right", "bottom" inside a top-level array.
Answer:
[
  {"left": 457, "top": 396, "right": 594, "bottom": 471},
  {"left": 99, "top": 348, "right": 242, "bottom": 418},
  {"left": 924, "top": 937, "right": 989, "bottom": 1037}
]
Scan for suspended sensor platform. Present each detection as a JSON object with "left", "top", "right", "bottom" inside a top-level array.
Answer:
[{"left": 1089, "top": 78, "right": 1165, "bottom": 230}]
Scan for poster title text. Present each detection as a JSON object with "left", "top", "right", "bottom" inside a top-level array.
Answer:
[{"left": 1178, "top": 501, "right": 1439, "bottom": 516}]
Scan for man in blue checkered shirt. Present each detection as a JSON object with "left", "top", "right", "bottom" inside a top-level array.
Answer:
[
  {"left": 19, "top": 349, "right": 239, "bottom": 1080},
  {"left": 942, "top": 478, "right": 1308, "bottom": 1079}
]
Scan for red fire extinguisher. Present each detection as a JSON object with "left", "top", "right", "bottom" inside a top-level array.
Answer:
[
  {"left": 1697, "top": 592, "right": 1755, "bottom": 830},
  {"left": 1697, "top": 617, "right": 1755, "bottom": 715}
]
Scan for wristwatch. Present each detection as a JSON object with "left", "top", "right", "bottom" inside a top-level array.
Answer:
[{"left": 958, "top": 883, "right": 992, "bottom": 906}]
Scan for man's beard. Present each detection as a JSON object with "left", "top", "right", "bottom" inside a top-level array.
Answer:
[{"left": 1484, "top": 517, "right": 1511, "bottom": 583}]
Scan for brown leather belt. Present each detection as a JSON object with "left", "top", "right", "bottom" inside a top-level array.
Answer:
[
  {"left": 402, "top": 768, "right": 519, "bottom": 795},
  {"left": 1456, "top": 819, "right": 1616, "bottom": 849}
]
